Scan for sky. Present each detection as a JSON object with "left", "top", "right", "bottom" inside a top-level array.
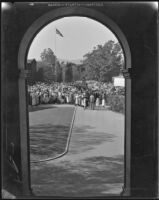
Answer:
[{"left": 27, "top": 16, "right": 118, "bottom": 61}]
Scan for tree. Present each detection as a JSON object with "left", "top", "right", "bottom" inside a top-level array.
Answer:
[
  {"left": 40, "top": 48, "right": 56, "bottom": 67},
  {"left": 35, "top": 68, "right": 44, "bottom": 82},
  {"left": 72, "top": 64, "right": 80, "bottom": 81},
  {"left": 82, "top": 40, "right": 124, "bottom": 82},
  {"left": 40, "top": 48, "right": 64, "bottom": 82},
  {"left": 42, "top": 66, "right": 55, "bottom": 82},
  {"left": 65, "top": 62, "right": 73, "bottom": 82},
  {"left": 40, "top": 48, "right": 56, "bottom": 76},
  {"left": 56, "top": 61, "right": 62, "bottom": 82},
  {"left": 36, "top": 61, "right": 55, "bottom": 82}
]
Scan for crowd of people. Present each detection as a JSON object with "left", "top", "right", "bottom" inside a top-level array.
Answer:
[{"left": 28, "top": 81, "right": 124, "bottom": 110}]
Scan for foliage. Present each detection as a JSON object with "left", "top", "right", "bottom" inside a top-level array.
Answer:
[
  {"left": 65, "top": 62, "right": 73, "bottom": 82},
  {"left": 56, "top": 61, "right": 62, "bottom": 82},
  {"left": 39, "top": 48, "right": 57, "bottom": 82},
  {"left": 82, "top": 40, "right": 124, "bottom": 82},
  {"left": 107, "top": 95, "right": 125, "bottom": 113},
  {"left": 72, "top": 64, "right": 81, "bottom": 81},
  {"left": 40, "top": 48, "right": 56, "bottom": 67},
  {"left": 37, "top": 40, "right": 125, "bottom": 84},
  {"left": 36, "top": 60, "right": 63, "bottom": 83},
  {"left": 35, "top": 67, "right": 44, "bottom": 82},
  {"left": 36, "top": 61, "right": 54, "bottom": 82},
  {"left": 113, "top": 87, "right": 125, "bottom": 96},
  {"left": 42, "top": 65, "right": 54, "bottom": 82}
]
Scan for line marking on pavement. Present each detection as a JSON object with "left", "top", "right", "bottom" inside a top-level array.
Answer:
[{"left": 31, "top": 106, "right": 77, "bottom": 164}]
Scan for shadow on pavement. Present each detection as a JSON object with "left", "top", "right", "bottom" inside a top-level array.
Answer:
[
  {"left": 73, "top": 125, "right": 117, "bottom": 141},
  {"left": 29, "top": 123, "right": 70, "bottom": 161},
  {"left": 31, "top": 155, "right": 124, "bottom": 197},
  {"left": 28, "top": 105, "right": 57, "bottom": 112},
  {"left": 70, "top": 125, "right": 117, "bottom": 154}
]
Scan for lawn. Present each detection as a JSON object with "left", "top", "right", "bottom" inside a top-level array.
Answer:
[{"left": 29, "top": 105, "right": 75, "bottom": 162}]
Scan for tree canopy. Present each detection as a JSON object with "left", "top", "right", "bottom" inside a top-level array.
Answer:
[
  {"left": 65, "top": 62, "right": 73, "bottom": 82},
  {"left": 30, "top": 40, "right": 124, "bottom": 84},
  {"left": 82, "top": 40, "right": 124, "bottom": 82},
  {"left": 40, "top": 48, "right": 56, "bottom": 67}
]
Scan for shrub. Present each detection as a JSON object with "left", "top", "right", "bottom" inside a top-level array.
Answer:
[{"left": 107, "top": 95, "right": 125, "bottom": 113}]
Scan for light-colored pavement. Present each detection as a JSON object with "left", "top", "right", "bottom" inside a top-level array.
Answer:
[
  {"left": 31, "top": 106, "right": 124, "bottom": 197},
  {"left": 53, "top": 106, "right": 124, "bottom": 161}
]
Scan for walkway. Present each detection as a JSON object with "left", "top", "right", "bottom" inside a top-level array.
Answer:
[{"left": 31, "top": 106, "right": 124, "bottom": 197}]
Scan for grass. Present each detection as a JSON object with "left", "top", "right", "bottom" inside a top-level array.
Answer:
[{"left": 29, "top": 105, "right": 75, "bottom": 162}]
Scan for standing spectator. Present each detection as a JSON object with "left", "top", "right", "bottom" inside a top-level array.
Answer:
[
  {"left": 75, "top": 94, "right": 79, "bottom": 106},
  {"left": 99, "top": 93, "right": 102, "bottom": 105},
  {"left": 70, "top": 93, "right": 74, "bottom": 104},
  {"left": 28, "top": 91, "right": 32, "bottom": 106},
  {"left": 102, "top": 93, "right": 106, "bottom": 108},
  {"left": 95, "top": 97, "right": 100, "bottom": 109},
  {"left": 81, "top": 93, "right": 84, "bottom": 107},
  {"left": 90, "top": 93, "right": 95, "bottom": 110},
  {"left": 31, "top": 92, "right": 37, "bottom": 106},
  {"left": 78, "top": 94, "right": 82, "bottom": 106},
  {"left": 66, "top": 94, "right": 69, "bottom": 104},
  {"left": 83, "top": 96, "right": 87, "bottom": 110},
  {"left": 104, "top": 92, "right": 108, "bottom": 105}
]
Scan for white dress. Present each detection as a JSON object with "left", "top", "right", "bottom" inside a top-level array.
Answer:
[
  {"left": 83, "top": 98, "right": 87, "bottom": 107},
  {"left": 66, "top": 96, "right": 69, "bottom": 103},
  {"left": 102, "top": 98, "right": 106, "bottom": 107},
  {"left": 81, "top": 98, "right": 84, "bottom": 106},
  {"left": 75, "top": 95, "right": 78, "bottom": 105},
  {"left": 96, "top": 98, "right": 100, "bottom": 107}
]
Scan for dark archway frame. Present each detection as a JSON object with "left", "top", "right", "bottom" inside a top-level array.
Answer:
[{"left": 18, "top": 7, "right": 132, "bottom": 196}]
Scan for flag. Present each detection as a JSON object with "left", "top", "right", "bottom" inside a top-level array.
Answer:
[{"left": 56, "top": 28, "right": 63, "bottom": 37}]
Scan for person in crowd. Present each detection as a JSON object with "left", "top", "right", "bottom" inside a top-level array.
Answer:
[
  {"left": 99, "top": 93, "right": 102, "bottom": 106},
  {"left": 69, "top": 92, "right": 74, "bottom": 104},
  {"left": 81, "top": 93, "right": 84, "bottom": 108},
  {"left": 31, "top": 92, "right": 37, "bottom": 106},
  {"left": 83, "top": 95, "right": 87, "bottom": 110},
  {"left": 78, "top": 93, "right": 82, "bottom": 106},
  {"left": 95, "top": 96, "right": 100, "bottom": 110},
  {"left": 28, "top": 90, "right": 32, "bottom": 106},
  {"left": 43, "top": 92, "right": 49, "bottom": 104},
  {"left": 66, "top": 94, "right": 69, "bottom": 104},
  {"left": 85, "top": 90, "right": 90, "bottom": 108},
  {"left": 104, "top": 92, "right": 108, "bottom": 106},
  {"left": 102, "top": 93, "right": 106, "bottom": 108},
  {"left": 75, "top": 93, "right": 79, "bottom": 106},
  {"left": 90, "top": 93, "right": 95, "bottom": 110}
]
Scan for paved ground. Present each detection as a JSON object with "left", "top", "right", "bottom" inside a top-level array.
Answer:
[{"left": 31, "top": 105, "right": 124, "bottom": 197}]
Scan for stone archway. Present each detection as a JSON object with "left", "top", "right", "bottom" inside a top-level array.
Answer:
[{"left": 18, "top": 7, "right": 132, "bottom": 196}]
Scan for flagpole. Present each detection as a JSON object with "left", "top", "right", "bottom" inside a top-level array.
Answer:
[
  {"left": 54, "top": 27, "right": 63, "bottom": 83},
  {"left": 54, "top": 27, "right": 56, "bottom": 55},
  {"left": 54, "top": 27, "right": 57, "bottom": 82}
]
